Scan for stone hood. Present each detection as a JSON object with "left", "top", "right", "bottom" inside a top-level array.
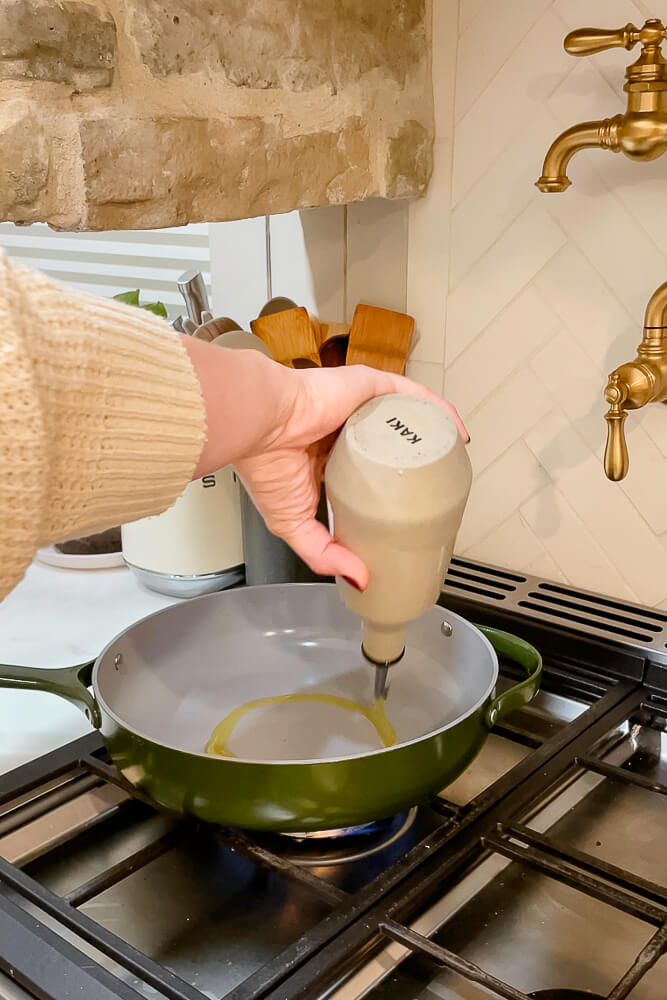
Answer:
[{"left": 0, "top": 0, "right": 433, "bottom": 230}]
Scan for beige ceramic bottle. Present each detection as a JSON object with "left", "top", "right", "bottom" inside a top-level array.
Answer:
[{"left": 325, "top": 394, "right": 472, "bottom": 693}]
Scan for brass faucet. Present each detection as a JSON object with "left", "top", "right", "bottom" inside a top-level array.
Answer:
[
  {"left": 537, "top": 20, "right": 667, "bottom": 192},
  {"left": 603, "top": 282, "right": 667, "bottom": 481}
]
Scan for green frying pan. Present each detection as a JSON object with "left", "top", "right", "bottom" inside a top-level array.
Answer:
[{"left": 0, "top": 584, "right": 541, "bottom": 831}]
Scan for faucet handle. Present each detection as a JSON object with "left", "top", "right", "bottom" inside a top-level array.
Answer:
[
  {"left": 603, "top": 374, "right": 630, "bottom": 481},
  {"left": 565, "top": 20, "right": 667, "bottom": 57},
  {"left": 565, "top": 24, "right": 639, "bottom": 56}
]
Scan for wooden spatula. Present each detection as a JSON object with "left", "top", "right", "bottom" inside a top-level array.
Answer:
[
  {"left": 317, "top": 321, "right": 349, "bottom": 346},
  {"left": 346, "top": 303, "right": 414, "bottom": 374},
  {"left": 251, "top": 306, "right": 321, "bottom": 368},
  {"left": 318, "top": 322, "right": 350, "bottom": 367}
]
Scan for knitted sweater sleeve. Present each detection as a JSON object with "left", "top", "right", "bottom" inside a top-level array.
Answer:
[{"left": 0, "top": 250, "right": 206, "bottom": 600}]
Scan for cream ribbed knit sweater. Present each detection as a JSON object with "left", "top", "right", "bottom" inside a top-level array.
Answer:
[{"left": 0, "top": 249, "right": 206, "bottom": 600}]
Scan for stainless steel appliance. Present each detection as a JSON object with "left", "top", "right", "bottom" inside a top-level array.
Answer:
[{"left": 0, "top": 558, "right": 665, "bottom": 1000}]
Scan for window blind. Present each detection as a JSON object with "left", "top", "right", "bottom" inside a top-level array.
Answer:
[{"left": 0, "top": 222, "right": 212, "bottom": 322}]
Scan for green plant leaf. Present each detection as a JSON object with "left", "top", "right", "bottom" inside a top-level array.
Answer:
[
  {"left": 142, "top": 301, "right": 168, "bottom": 318},
  {"left": 113, "top": 289, "right": 140, "bottom": 306}
]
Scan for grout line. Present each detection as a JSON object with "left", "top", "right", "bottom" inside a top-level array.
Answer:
[
  {"left": 616, "top": 457, "right": 667, "bottom": 543},
  {"left": 450, "top": 189, "right": 538, "bottom": 293},
  {"left": 454, "top": 0, "right": 553, "bottom": 125},
  {"left": 537, "top": 201, "right": 640, "bottom": 327},
  {"left": 515, "top": 509, "right": 560, "bottom": 571},
  {"left": 470, "top": 434, "right": 546, "bottom": 485},
  {"left": 445, "top": 279, "right": 561, "bottom": 376},
  {"left": 587, "top": 156, "right": 667, "bottom": 265},
  {"left": 550, "top": 3, "right": 571, "bottom": 36},
  {"left": 461, "top": 505, "right": 547, "bottom": 563},
  {"left": 633, "top": 0, "right": 657, "bottom": 16},
  {"left": 264, "top": 215, "right": 272, "bottom": 301},
  {"left": 535, "top": 480, "right": 642, "bottom": 604},
  {"left": 451, "top": 26, "right": 578, "bottom": 208},
  {"left": 458, "top": 322, "right": 569, "bottom": 423},
  {"left": 342, "top": 205, "right": 348, "bottom": 324},
  {"left": 528, "top": 239, "right": 636, "bottom": 373},
  {"left": 461, "top": 471, "right": 551, "bottom": 554},
  {"left": 445, "top": 227, "right": 566, "bottom": 370},
  {"left": 520, "top": 419, "right": 646, "bottom": 603},
  {"left": 401, "top": 202, "right": 409, "bottom": 316},
  {"left": 442, "top": 0, "right": 461, "bottom": 389}
]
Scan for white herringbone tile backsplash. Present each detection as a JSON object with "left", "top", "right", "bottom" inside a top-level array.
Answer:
[{"left": 440, "top": 0, "right": 667, "bottom": 606}]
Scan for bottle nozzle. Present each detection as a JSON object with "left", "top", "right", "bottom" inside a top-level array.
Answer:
[
  {"left": 374, "top": 664, "right": 389, "bottom": 701},
  {"left": 361, "top": 644, "right": 405, "bottom": 700}
]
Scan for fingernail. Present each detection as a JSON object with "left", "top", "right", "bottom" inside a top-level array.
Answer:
[{"left": 342, "top": 575, "right": 362, "bottom": 591}]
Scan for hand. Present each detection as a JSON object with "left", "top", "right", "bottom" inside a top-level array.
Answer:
[{"left": 235, "top": 364, "right": 468, "bottom": 589}]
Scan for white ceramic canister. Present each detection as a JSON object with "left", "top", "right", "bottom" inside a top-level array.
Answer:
[
  {"left": 121, "top": 468, "right": 244, "bottom": 597},
  {"left": 325, "top": 394, "right": 472, "bottom": 665},
  {"left": 122, "top": 329, "right": 272, "bottom": 598}
]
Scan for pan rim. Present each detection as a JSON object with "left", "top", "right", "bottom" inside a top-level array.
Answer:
[{"left": 92, "top": 583, "right": 499, "bottom": 765}]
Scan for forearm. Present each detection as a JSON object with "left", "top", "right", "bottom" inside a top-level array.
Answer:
[
  {"left": 0, "top": 241, "right": 467, "bottom": 601},
  {"left": 6, "top": 257, "right": 206, "bottom": 545},
  {"left": 181, "top": 335, "right": 297, "bottom": 479}
]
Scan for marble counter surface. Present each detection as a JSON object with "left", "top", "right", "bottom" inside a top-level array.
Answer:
[{"left": 0, "top": 561, "right": 181, "bottom": 775}]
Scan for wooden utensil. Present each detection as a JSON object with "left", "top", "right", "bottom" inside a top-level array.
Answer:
[
  {"left": 318, "top": 322, "right": 350, "bottom": 367},
  {"left": 251, "top": 306, "right": 321, "bottom": 368},
  {"left": 317, "top": 321, "right": 349, "bottom": 346},
  {"left": 346, "top": 304, "right": 414, "bottom": 374},
  {"left": 319, "top": 337, "right": 349, "bottom": 368},
  {"left": 292, "top": 358, "right": 320, "bottom": 369}
]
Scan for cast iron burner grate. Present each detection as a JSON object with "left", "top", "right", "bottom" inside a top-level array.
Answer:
[{"left": 2, "top": 686, "right": 664, "bottom": 1000}]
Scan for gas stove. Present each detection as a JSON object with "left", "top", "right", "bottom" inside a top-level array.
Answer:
[{"left": 0, "top": 558, "right": 665, "bottom": 1000}]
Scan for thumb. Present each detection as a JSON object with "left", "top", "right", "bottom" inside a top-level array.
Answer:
[{"left": 284, "top": 518, "right": 369, "bottom": 590}]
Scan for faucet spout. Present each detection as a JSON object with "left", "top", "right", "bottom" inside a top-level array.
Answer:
[
  {"left": 536, "top": 118, "right": 619, "bottom": 192},
  {"left": 537, "top": 21, "right": 667, "bottom": 191},
  {"left": 642, "top": 279, "right": 667, "bottom": 333}
]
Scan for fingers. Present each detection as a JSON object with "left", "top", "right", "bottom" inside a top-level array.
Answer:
[
  {"left": 284, "top": 518, "right": 369, "bottom": 590},
  {"left": 305, "top": 365, "right": 469, "bottom": 444},
  {"left": 376, "top": 371, "right": 470, "bottom": 443},
  {"left": 436, "top": 399, "right": 469, "bottom": 443}
]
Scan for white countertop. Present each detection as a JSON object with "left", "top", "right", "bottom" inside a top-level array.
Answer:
[{"left": 0, "top": 561, "right": 182, "bottom": 775}]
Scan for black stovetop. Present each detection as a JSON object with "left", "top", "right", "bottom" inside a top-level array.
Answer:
[{"left": 0, "top": 559, "right": 665, "bottom": 1000}]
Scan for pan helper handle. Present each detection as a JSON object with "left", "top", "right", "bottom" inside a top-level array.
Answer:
[{"left": 325, "top": 394, "right": 472, "bottom": 699}]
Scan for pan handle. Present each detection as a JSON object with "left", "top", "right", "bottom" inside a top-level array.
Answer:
[
  {"left": 477, "top": 627, "right": 543, "bottom": 728},
  {"left": 0, "top": 661, "right": 101, "bottom": 729}
]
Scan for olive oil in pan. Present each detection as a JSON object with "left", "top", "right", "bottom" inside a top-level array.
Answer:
[{"left": 206, "top": 693, "right": 397, "bottom": 758}]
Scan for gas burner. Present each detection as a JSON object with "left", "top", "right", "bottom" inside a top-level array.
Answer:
[
  {"left": 260, "top": 808, "right": 418, "bottom": 867},
  {"left": 529, "top": 991, "right": 605, "bottom": 1000},
  {"left": 284, "top": 813, "right": 407, "bottom": 840}
]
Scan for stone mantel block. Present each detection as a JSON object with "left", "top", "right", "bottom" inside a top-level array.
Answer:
[{"left": 0, "top": 0, "right": 433, "bottom": 230}]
